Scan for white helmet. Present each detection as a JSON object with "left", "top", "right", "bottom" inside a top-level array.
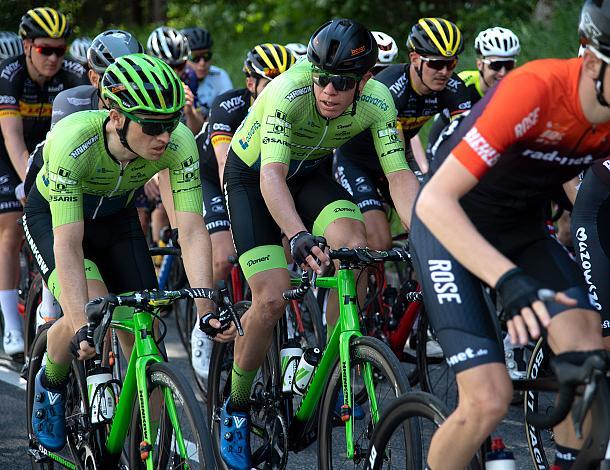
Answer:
[
  {"left": 474, "top": 27, "right": 520, "bottom": 58},
  {"left": 372, "top": 31, "right": 398, "bottom": 65},
  {"left": 285, "top": 42, "right": 307, "bottom": 59},
  {"left": 0, "top": 31, "right": 23, "bottom": 60},
  {"left": 69, "top": 37, "right": 92, "bottom": 66},
  {"left": 147, "top": 26, "right": 190, "bottom": 66}
]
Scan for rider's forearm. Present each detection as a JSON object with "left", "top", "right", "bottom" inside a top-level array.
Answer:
[
  {"left": 176, "top": 211, "right": 214, "bottom": 314},
  {"left": 388, "top": 169, "right": 419, "bottom": 231},
  {"left": 416, "top": 185, "right": 514, "bottom": 287},
  {"left": 54, "top": 240, "right": 89, "bottom": 332},
  {"left": 260, "top": 163, "right": 306, "bottom": 239},
  {"left": 2, "top": 129, "right": 29, "bottom": 180}
]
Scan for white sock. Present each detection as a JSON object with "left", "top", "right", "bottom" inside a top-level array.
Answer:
[
  {"left": 40, "top": 284, "right": 61, "bottom": 317},
  {"left": 0, "top": 289, "right": 21, "bottom": 333}
]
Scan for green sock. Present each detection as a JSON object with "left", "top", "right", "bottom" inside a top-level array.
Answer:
[
  {"left": 229, "top": 363, "right": 258, "bottom": 411},
  {"left": 43, "top": 353, "right": 70, "bottom": 389}
]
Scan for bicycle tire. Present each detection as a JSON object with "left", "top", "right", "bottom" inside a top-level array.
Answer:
[
  {"left": 26, "top": 324, "right": 105, "bottom": 469},
  {"left": 128, "top": 361, "right": 215, "bottom": 469},
  {"left": 523, "top": 337, "right": 555, "bottom": 469},
  {"left": 24, "top": 272, "right": 43, "bottom": 358},
  {"left": 317, "top": 335, "right": 421, "bottom": 469},
  {"left": 365, "top": 391, "right": 481, "bottom": 470},
  {"left": 416, "top": 310, "right": 458, "bottom": 412}
]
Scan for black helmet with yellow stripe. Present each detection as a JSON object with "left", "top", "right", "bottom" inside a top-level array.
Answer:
[
  {"left": 243, "top": 43, "right": 295, "bottom": 80},
  {"left": 407, "top": 18, "right": 463, "bottom": 57},
  {"left": 19, "top": 7, "right": 70, "bottom": 40}
]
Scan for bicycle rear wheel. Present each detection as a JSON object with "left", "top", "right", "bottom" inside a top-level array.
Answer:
[
  {"left": 318, "top": 335, "right": 421, "bottom": 469},
  {"left": 128, "top": 361, "right": 214, "bottom": 469},
  {"left": 24, "top": 272, "right": 44, "bottom": 358},
  {"left": 365, "top": 391, "right": 481, "bottom": 470}
]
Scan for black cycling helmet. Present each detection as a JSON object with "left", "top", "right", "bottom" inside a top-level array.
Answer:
[
  {"left": 88, "top": 30, "right": 143, "bottom": 75},
  {"left": 307, "top": 19, "right": 377, "bottom": 76},
  {"left": 181, "top": 27, "right": 213, "bottom": 51},
  {"left": 407, "top": 18, "right": 463, "bottom": 57},
  {"left": 580, "top": 0, "right": 610, "bottom": 56},
  {"left": 19, "top": 7, "right": 70, "bottom": 40}
]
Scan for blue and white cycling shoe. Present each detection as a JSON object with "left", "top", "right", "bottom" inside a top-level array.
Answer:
[
  {"left": 31, "top": 367, "right": 66, "bottom": 452},
  {"left": 219, "top": 398, "right": 252, "bottom": 470}
]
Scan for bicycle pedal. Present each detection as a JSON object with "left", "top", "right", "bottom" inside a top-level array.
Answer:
[
  {"left": 140, "top": 440, "right": 152, "bottom": 461},
  {"left": 28, "top": 442, "right": 50, "bottom": 463},
  {"left": 340, "top": 404, "right": 351, "bottom": 422}
]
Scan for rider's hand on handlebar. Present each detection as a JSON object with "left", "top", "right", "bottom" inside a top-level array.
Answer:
[
  {"left": 70, "top": 325, "right": 96, "bottom": 360},
  {"left": 289, "top": 232, "right": 330, "bottom": 274},
  {"left": 198, "top": 310, "right": 236, "bottom": 343},
  {"left": 496, "top": 268, "right": 577, "bottom": 346}
]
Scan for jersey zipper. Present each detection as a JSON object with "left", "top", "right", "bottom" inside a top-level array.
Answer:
[
  {"left": 92, "top": 160, "right": 129, "bottom": 219},
  {"left": 287, "top": 118, "right": 330, "bottom": 180}
]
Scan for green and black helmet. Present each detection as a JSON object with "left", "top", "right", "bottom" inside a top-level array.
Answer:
[{"left": 101, "top": 53, "right": 184, "bottom": 115}]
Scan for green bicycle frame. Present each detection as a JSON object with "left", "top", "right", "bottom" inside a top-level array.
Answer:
[
  {"left": 291, "top": 267, "right": 380, "bottom": 459},
  {"left": 41, "top": 310, "right": 191, "bottom": 470}
]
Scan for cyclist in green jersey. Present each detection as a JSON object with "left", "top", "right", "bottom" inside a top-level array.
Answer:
[
  {"left": 218, "top": 19, "right": 419, "bottom": 469},
  {"left": 26, "top": 53, "right": 221, "bottom": 452}
]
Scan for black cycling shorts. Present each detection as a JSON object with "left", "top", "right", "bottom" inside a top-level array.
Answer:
[
  {"left": 410, "top": 199, "right": 591, "bottom": 374},
  {"left": 571, "top": 167, "right": 610, "bottom": 336},
  {"left": 201, "top": 173, "right": 230, "bottom": 235},
  {"left": 224, "top": 149, "right": 362, "bottom": 279},
  {"left": 0, "top": 157, "right": 23, "bottom": 214},
  {"left": 23, "top": 184, "right": 157, "bottom": 299}
]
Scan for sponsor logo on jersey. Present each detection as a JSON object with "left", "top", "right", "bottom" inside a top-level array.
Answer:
[
  {"left": 446, "top": 77, "right": 460, "bottom": 90},
  {"left": 20, "top": 101, "right": 52, "bottom": 117},
  {"left": 398, "top": 115, "right": 432, "bottom": 132},
  {"left": 0, "top": 95, "right": 17, "bottom": 105},
  {"left": 212, "top": 123, "right": 231, "bottom": 132},
  {"left": 0, "top": 61, "right": 21, "bottom": 80},
  {"left": 47, "top": 83, "right": 64, "bottom": 93},
  {"left": 219, "top": 95, "right": 245, "bottom": 112},
  {"left": 458, "top": 101, "right": 471, "bottom": 110},
  {"left": 66, "top": 96, "right": 92, "bottom": 107},
  {"left": 388, "top": 74, "right": 408, "bottom": 95},
  {"left": 521, "top": 148, "right": 594, "bottom": 166},
  {"left": 428, "top": 259, "right": 462, "bottom": 304},
  {"left": 262, "top": 136, "right": 290, "bottom": 147},
  {"left": 358, "top": 94, "right": 389, "bottom": 111},
  {"left": 62, "top": 60, "right": 86, "bottom": 75},
  {"left": 463, "top": 127, "right": 499, "bottom": 167},
  {"left": 266, "top": 110, "right": 291, "bottom": 136},
  {"left": 238, "top": 121, "right": 260, "bottom": 149},
  {"left": 285, "top": 85, "right": 311, "bottom": 102},
  {"left": 69, "top": 134, "right": 99, "bottom": 159},
  {"left": 535, "top": 121, "right": 568, "bottom": 145},
  {"left": 514, "top": 106, "right": 540, "bottom": 138},
  {"left": 247, "top": 254, "right": 270, "bottom": 267}
]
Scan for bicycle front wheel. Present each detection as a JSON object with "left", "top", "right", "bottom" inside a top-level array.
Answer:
[
  {"left": 318, "top": 335, "right": 421, "bottom": 469},
  {"left": 128, "top": 361, "right": 214, "bottom": 469}
]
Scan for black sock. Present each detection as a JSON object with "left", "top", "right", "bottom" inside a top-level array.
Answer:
[{"left": 554, "top": 443, "right": 578, "bottom": 469}]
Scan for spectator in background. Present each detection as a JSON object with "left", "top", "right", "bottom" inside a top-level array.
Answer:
[
  {"left": 147, "top": 26, "right": 203, "bottom": 134},
  {"left": 181, "top": 27, "right": 233, "bottom": 118}
]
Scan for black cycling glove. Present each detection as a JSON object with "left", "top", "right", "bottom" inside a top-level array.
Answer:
[
  {"left": 199, "top": 309, "right": 232, "bottom": 338},
  {"left": 289, "top": 231, "right": 326, "bottom": 266},
  {"left": 495, "top": 268, "right": 545, "bottom": 320},
  {"left": 70, "top": 325, "right": 93, "bottom": 358}
]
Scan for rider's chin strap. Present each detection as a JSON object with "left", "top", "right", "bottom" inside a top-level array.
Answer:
[
  {"left": 351, "top": 86, "right": 360, "bottom": 116},
  {"left": 416, "top": 61, "right": 435, "bottom": 93},
  {"left": 478, "top": 66, "right": 492, "bottom": 92},
  {"left": 596, "top": 60, "right": 610, "bottom": 107},
  {"left": 116, "top": 117, "right": 139, "bottom": 156}
]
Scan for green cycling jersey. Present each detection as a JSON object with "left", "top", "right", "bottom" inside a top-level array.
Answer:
[
  {"left": 231, "top": 59, "right": 409, "bottom": 175},
  {"left": 36, "top": 110, "right": 202, "bottom": 228}
]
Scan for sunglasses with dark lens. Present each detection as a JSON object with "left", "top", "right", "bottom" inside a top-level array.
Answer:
[
  {"left": 34, "top": 45, "right": 67, "bottom": 57},
  {"left": 420, "top": 56, "right": 458, "bottom": 71},
  {"left": 123, "top": 111, "right": 181, "bottom": 136},
  {"left": 482, "top": 58, "right": 516, "bottom": 72},
  {"left": 191, "top": 51, "right": 213, "bottom": 63},
  {"left": 312, "top": 71, "right": 361, "bottom": 91}
]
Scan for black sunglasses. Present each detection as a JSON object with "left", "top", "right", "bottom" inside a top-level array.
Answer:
[
  {"left": 123, "top": 111, "right": 181, "bottom": 136},
  {"left": 482, "top": 58, "right": 516, "bottom": 72},
  {"left": 312, "top": 70, "right": 361, "bottom": 91},
  {"left": 34, "top": 45, "right": 67, "bottom": 57},
  {"left": 191, "top": 51, "right": 213, "bottom": 63},
  {"left": 420, "top": 56, "right": 458, "bottom": 71}
]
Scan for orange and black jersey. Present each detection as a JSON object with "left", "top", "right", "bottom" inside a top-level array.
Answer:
[
  {"left": 338, "top": 63, "right": 472, "bottom": 171},
  {"left": 0, "top": 54, "right": 87, "bottom": 159},
  {"left": 429, "top": 58, "right": 610, "bottom": 213}
]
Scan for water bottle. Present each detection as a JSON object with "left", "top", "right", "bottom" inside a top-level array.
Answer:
[
  {"left": 293, "top": 347, "right": 321, "bottom": 395},
  {"left": 485, "top": 437, "right": 516, "bottom": 470},
  {"left": 280, "top": 340, "right": 303, "bottom": 393},
  {"left": 87, "top": 361, "right": 115, "bottom": 424}
]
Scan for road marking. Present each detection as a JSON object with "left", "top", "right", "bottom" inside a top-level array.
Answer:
[{"left": 0, "top": 365, "right": 26, "bottom": 390}]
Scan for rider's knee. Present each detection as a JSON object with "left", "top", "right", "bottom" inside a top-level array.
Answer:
[
  {"left": 253, "top": 292, "right": 287, "bottom": 328},
  {"left": 458, "top": 380, "right": 511, "bottom": 425},
  {"left": 366, "top": 229, "right": 392, "bottom": 251},
  {"left": 327, "top": 224, "right": 366, "bottom": 250},
  {"left": 212, "top": 255, "right": 232, "bottom": 282}
]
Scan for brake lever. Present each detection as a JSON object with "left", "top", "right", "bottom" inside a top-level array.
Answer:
[
  {"left": 217, "top": 285, "right": 244, "bottom": 336},
  {"left": 572, "top": 371, "right": 601, "bottom": 439}
]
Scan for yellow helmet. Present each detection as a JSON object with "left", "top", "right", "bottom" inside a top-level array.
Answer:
[
  {"left": 407, "top": 18, "right": 463, "bottom": 57},
  {"left": 19, "top": 7, "right": 70, "bottom": 39},
  {"left": 243, "top": 43, "right": 295, "bottom": 79}
]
